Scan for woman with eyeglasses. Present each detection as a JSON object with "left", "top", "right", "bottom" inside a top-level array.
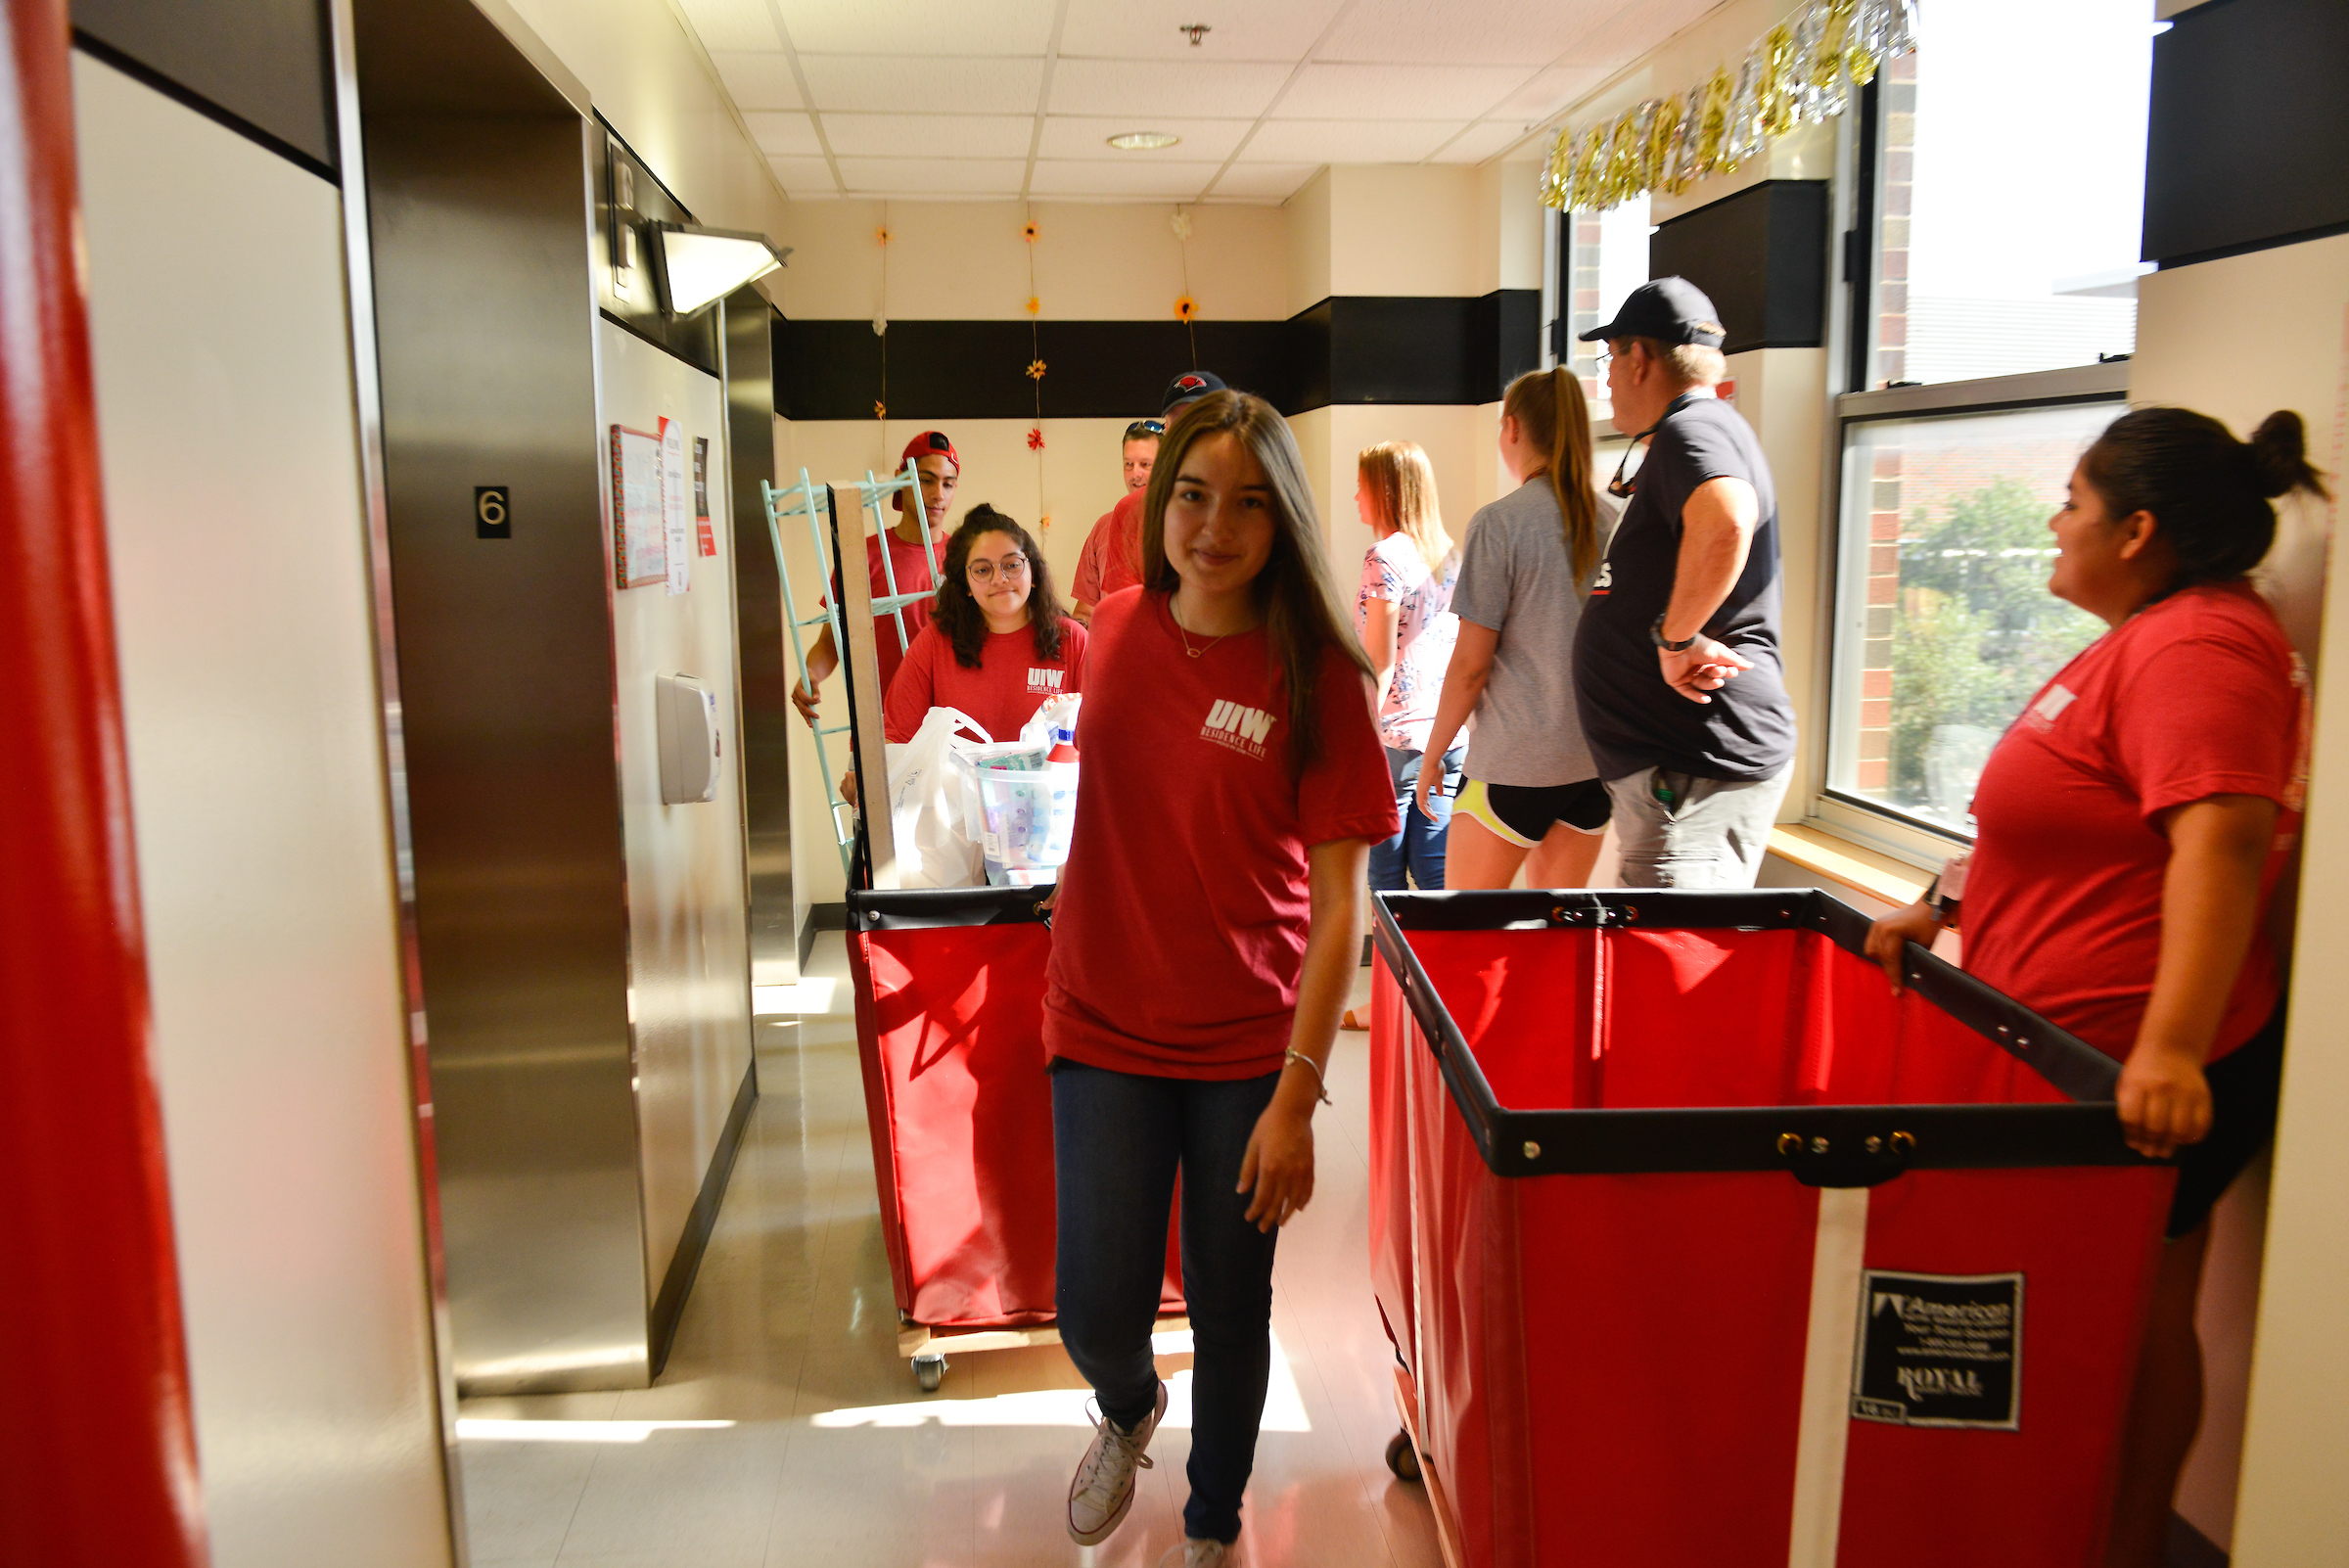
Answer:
[
  {"left": 1412, "top": 367, "right": 1613, "bottom": 890},
  {"left": 880, "top": 504, "right": 1085, "bottom": 745}
]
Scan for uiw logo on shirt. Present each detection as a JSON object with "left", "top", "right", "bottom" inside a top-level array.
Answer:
[
  {"left": 1202, "top": 698, "right": 1275, "bottom": 760},
  {"left": 1027, "top": 667, "right": 1066, "bottom": 694},
  {"left": 2023, "top": 683, "right": 2077, "bottom": 732}
]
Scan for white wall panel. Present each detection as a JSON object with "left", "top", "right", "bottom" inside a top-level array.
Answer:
[{"left": 71, "top": 54, "right": 453, "bottom": 1568}]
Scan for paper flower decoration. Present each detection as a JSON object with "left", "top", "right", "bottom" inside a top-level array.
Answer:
[
  {"left": 1038, "top": 514, "right": 1051, "bottom": 532},
  {"left": 1027, "top": 427, "right": 1046, "bottom": 451},
  {"left": 875, "top": 226, "right": 891, "bottom": 246},
  {"left": 873, "top": 399, "right": 887, "bottom": 419},
  {"left": 1170, "top": 211, "right": 1194, "bottom": 242},
  {"left": 1026, "top": 359, "right": 1047, "bottom": 381},
  {"left": 1022, "top": 219, "right": 1040, "bottom": 242},
  {"left": 872, "top": 315, "right": 888, "bottom": 337},
  {"left": 1174, "top": 295, "right": 1198, "bottom": 322},
  {"left": 1027, "top": 296, "right": 1041, "bottom": 315}
]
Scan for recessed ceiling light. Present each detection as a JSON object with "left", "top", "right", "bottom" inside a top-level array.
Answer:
[{"left": 1108, "top": 131, "right": 1180, "bottom": 152}]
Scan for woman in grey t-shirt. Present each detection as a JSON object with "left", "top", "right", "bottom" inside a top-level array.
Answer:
[{"left": 1415, "top": 368, "right": 1611, "bottom": 889}]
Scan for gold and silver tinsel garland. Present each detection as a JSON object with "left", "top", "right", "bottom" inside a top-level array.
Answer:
[{"left": 1540, "top": 0, "right": 1917, "bottom": 212}]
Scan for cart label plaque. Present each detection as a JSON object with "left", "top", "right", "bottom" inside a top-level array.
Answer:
[{"left": 1851, "top": 1269, "right": 2022, "bottom": 1429}]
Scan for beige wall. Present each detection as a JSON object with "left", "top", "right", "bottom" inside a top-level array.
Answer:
[
  {"left": 2134, "top": 233, "right": 2349, "bottom": 1566},
  {"left": 75, "top": 56, "right": 454, "bottom": 1568},
  {"left": 1727, "top": 349, "right": 1831, "bottom": 820}
]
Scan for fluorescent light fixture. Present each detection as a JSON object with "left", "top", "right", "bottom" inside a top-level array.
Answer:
[
  {"left": 1108, "top": 131, "right": 1180, "bottom": 151},
  {"left": 649, "top": 223, "right": 791, "bottom": 317}
]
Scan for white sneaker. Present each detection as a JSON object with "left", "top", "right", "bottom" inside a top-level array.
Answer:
[
  {"left": 1067, "top": 1381, "right": 1167, "bottom": 1545},
  {"left": 1158, "top": 1539, "right": 1236, "bottom": 1568}
]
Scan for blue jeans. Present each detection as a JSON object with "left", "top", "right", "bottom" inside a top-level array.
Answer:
[
  {"left": 1053, "top": 1061, "right": 1280, "bottom": 1545},
  {"left": 1368, "top": 743, "right": 1463, "bottom": 892}
]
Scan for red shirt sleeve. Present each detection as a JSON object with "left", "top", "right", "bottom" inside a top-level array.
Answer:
[
  {"left": 883, "top": 623, "right": 942, "bottom": 744},
  {"left": 1073, "top": 509, "right": 1114, "bottom": 606},
  {"left": 2107, "top": 631, "right": 2298, "bottom": 823},
  {"left": 1298, "top": 650, "right": 1405, "bottom": 848}
]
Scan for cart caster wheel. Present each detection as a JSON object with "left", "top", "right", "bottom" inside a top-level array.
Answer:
[
  {"left": 913, "top": 1353, "right": 946, "bottom": 1394},
  {"left": 1385, "top": 1430, "right": 1421, "bottom": 1483}
]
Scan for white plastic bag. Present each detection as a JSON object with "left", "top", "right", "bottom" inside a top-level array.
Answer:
[{"left": 883, "top": 707, "right": 990, "bottom": 888}]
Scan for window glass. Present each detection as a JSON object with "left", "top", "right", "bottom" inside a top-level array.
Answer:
[
  {"left": 1866, "top": 1, "right": 2152, "bottom": 388},
  {"left": 1562, "top": 195, "right": 1649, "bottom": 416},
  {"left": 1829, "top": 403, "right": 2119, "bottom": 833}
]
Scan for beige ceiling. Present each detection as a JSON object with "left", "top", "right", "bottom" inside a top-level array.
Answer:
[{"left": 677, "top": 0, "right": 1725, "bottom": 204}]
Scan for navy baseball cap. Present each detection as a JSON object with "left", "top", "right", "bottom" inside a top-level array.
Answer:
[
  {"left": 1161, "top": 370, "right": 1227, "bottom": 412},
  {"left": 1578, "top": 277, "right": 1727, "bottom": 348}
]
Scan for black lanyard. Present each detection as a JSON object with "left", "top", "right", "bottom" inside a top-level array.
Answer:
[{"left": 1606, "top": 392, "right": 1702, "bottom": 498}]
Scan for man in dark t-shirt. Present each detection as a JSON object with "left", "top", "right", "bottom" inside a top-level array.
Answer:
[{"left": 1573, "top": 278, "right": 1796, "bottom": 886}]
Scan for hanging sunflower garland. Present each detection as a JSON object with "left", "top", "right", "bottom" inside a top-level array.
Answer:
[
  {"left": 1021, "top": 210, "right": 1050, "bottom": 531},
  {"left": 1539, "top": 0, "right": 1914, "bottom": 212}
]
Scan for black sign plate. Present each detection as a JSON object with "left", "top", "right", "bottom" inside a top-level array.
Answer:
[
  {"left": 475, "top": 485, "right": 511, "bottom": 539},
  {"left": 1851, "top": 1269, "right": 2023, "bottom": 1430}
]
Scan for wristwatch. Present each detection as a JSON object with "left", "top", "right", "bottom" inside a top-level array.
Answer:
[{"left": 1650, "top": 615, "right": 1697, "bottom": 654}]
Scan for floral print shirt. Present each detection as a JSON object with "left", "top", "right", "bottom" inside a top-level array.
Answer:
[{"left": 1357, "top": 530, "right": 1460, "bottom": 753}]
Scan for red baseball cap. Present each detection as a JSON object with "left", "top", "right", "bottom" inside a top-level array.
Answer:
[{"left": 900, "top": 429, "right": 960, "bottom": 473}]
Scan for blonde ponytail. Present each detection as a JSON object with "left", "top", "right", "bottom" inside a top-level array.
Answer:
[{"left": 1502, "top": 367, "right": 1602, "bottom": 582}]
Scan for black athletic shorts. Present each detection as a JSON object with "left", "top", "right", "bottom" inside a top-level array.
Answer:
[
  {"left": 2164, "top": 1002, "right": 2286, "bottom": 1239},
  {"left": 1455, "top": 776, "right": 1612, "bottom": 848}
]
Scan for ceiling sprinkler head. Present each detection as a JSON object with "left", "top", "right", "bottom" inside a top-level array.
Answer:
[{"left": 1178, "top": 23, "right": 1211, "bottom": 45}]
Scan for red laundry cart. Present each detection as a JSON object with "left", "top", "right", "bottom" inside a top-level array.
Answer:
[
  {"left": 1368, "top": 888, "right": 2173, "bottom": 1568},
  {"left": 847, "top": 886, "right": 1183, "bottom": 1391}
]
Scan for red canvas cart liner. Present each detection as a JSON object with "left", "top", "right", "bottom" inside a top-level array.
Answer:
[
  {"left": 847, "top": 887, "right": 1182, "bottom": 1351},
  {"left": 1368, "top": 888, "right": 2173, "bottom": 1568}
]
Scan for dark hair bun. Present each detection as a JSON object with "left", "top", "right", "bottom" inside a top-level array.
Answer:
[{"left": 2247, "top": 411, "right": 2324, "bottom": 500}]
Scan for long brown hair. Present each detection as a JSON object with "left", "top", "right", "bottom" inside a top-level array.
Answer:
[
  {"left": 1140, "top": 391, "right": 1372, "bottom": 771},
  {"left": 930, "top": 504, "right": 1068, "bottom": 669},
  {"left": 1357, "top": 440, "right": 1453, "bottom": 576},
  {"left": 1501, "top": 367, "right": 1602, "bottom": 582}
]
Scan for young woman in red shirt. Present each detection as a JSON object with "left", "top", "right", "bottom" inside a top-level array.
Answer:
[
  {"left": 1865, "top": 407, "right": 2325, "bottom": 1568},
  {"left": 1045, "top": 391, "right": 1399, "bottom": 1568},
  {"left": 882, "top": 504, "right": 1084, "bottom": 744}
]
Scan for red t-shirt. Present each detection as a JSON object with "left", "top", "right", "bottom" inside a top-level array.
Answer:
[
  {"left": 1073, "top": 491, "right": 1145, "bottom": 608},
  {"left": 823, "top": 529, "right": 945, "bottom": 698},
  {"left": 1963, "top": 582, "right": 2307, "bottom": 1063},
  {"left": 882, "top": 620, "right": 1089, "bottom": 744},
  {"left": 1044, "top": 588, "right": 1402, "bottom": 1080}
]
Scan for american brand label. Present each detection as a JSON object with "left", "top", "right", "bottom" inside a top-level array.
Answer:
[
  {"left": 1851, "top": 1269, "right": 2023, "bottom": 1430},
  {"left": 1202, "top": 698, "right": 1274, "bottom": 760}
]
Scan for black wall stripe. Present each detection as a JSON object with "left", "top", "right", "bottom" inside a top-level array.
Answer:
[
  {"left": 2145, "top": 0, "right": 2349, "bottom": 268},
  {"left": 70, "top": 0, "right": 336, "bottom": 177},
  {"left": 775, "top": 291, "right": 1541, "bottom": 422},
  {"left": 1649, "top": 180, "right": 1829, "bottom": 353}
]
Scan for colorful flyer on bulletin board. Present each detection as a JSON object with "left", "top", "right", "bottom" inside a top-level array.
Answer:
[
  {"left": 693, "top": 437, "right": 717, "bottom": 557},
  {"left": 610, "top": 424, "right": 667, "bottom": 589},
  {"left": 659, "top": 416, "right": 691, "bottom": 596}
]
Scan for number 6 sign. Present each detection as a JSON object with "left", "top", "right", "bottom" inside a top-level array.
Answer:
[{"left": 475, "top": 485, "right": 511, "bottom": 539}]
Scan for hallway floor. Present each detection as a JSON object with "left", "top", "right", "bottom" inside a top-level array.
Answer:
[{"left": 456, "top": 935, "right": 1443, "bottom": 1568}]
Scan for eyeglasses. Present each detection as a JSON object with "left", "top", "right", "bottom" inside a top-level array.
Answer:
[
  {"left": 1125, "top": 419, "right": 1166, "bottom": 440},
  {"left": 967, "top": 556, "right": 1031, "bottom": 584}
]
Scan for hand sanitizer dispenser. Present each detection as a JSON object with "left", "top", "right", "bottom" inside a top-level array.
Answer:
[{"left": 655, "top": 672, "right": 720, "bottom": 804}]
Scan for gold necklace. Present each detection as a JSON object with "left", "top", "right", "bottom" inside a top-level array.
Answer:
[{"left": 1170, "top": 596, "right": 1232, "bottom": 660}]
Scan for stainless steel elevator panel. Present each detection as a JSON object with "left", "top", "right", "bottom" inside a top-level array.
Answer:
[
  {"left": 722, "top": 291, "right": 794, "bottom": 985},
  {"left": 354, "top": 0, "right": 756, "bottom": 1395}
]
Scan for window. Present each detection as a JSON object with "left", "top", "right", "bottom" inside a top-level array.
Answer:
[
  {"left": 1826, "top": 394, "right": 2121, "bottom": 837},
  {"left": 1558, "top": 196, "right": 1649, "bottom": 416},
  {"left": 1857, "top": 0, "right": 2154, "bottom": 390}
]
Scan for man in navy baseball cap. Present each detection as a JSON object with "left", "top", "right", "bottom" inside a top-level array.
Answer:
[
  {"left": 1576, "top": 275, "right": 1727, "bottom": 351},
  {"left": 1159, "top": 370, "right": 1227, "bottom": 412}
]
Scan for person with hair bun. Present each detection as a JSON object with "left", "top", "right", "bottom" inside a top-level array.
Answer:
[
  {"left": 1412, "top": 365, "right": 1613, "bottom": 890},
  {"left": 1865, "top": 406, "right": 2326, "bottom": 1568}
]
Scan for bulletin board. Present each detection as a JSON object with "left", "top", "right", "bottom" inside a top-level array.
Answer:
[{"left": 610, "top": 424, "right": 667, "bottom": 589}]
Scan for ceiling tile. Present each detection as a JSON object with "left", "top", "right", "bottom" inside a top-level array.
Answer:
[
  {"left": 675, "top": 0, "right": 784, "bottom": 51},
  {"left": 800, "top": 55, "right": 1045, "bottom": 114},
  {"left": 1036, "top": 116, "right": 1253, "bottom": 162},
  {"left": 823, "top": 114, "right": 1036, "bottom": 159},
  {"left": 1424, "top": 120, "right": 1537, "bottom": 163},
  {"left": 1314, "top": 0, "right": 1614, "bottom": 65},
  {"left": 1554, "top": 0, "right": 1719, "bottom": 68},
  {"left": 744, "top": 111, "right": 825, "bottom": 158},
  {"left": 1203, "top": 162, "right": 1320, "bottom": 201},
  {"left": 833, "top": 157, "right": 1030, "bottom": 196},
  {"left": 1240, "top": 118, "right": 1459, "bottom": 162},
  {"left": 1048, "top": 59, "right": 1293, "bottom": 118},
  {"left": 1027, "top": 161, "right": 1226, "bottom": 199},
  {"left": 777, "top": 0, "right": 1055, "bottom": 56},
  {"left": 1275, "top": 62, "right": 1536, "bottom": 119},
  {"left": 709, "top": 51, "right": 804, "bottom": 110},
  {"left": 1057, "top": 0, "right": 1346, "bottom": 62},
  {"left": 767, "top": 156, "right": 841, "bottom": 196},
  {"left": 1488, "top": 64, "right": 1609, "bottom": 122}
]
